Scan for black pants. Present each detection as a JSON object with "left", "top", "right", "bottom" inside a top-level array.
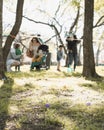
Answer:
[{"left": 68, "top": 52, "right": 78, "bottom": 71}]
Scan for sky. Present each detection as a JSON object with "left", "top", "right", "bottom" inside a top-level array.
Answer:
[
  {"left": 3, "top": 0, "right": 83, "bottom": 40},
  {"left": 3, "top": 0, "right": 103, "bottom": 42},
  {"left": 3, "top": 1, "right": 60, "bottom": 31},
  {"left": 3, "top": 0, "right": 64, "bottom": 35}
]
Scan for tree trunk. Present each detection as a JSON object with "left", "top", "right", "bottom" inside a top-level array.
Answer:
[
  {"left": 0, "top": 0, "right": 6, "bottom": 79},
  {"left": 96, "top": 42, "right": 101, "bottom": 66},
  {"left": 82, "top": 0, "right": 99, "bottom": 78},
  {"left": 77, "top": 43, "right": 82, "bottom": 66},
  {"left": 3, "top": 0, "right": 24, "bottom": 70}
]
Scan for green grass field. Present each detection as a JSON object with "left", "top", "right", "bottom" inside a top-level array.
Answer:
[{"left": 0, "top": 65, "right": 104, "bottom": 130}]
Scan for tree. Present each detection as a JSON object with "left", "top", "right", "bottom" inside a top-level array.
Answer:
[
  {"left": 3, "top": 0, "right": 24, "bottom": 70},
  {"left": 82, "top": 0, "right": 99, "bottom": 78},
  {"left": 0, "top": 0, "right": 6, "bottom": 79}
]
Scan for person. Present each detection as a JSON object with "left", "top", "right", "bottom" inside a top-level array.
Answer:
[
  {"left": 15, "top": 43, "right": 22, "bottom": 71},
  {"left": 6, "top": 43, "right": 23, "bottom": 72},
  {"left": 57, "top": 45, "right": 63, "bottom": 71},
  {"left": 66, "top": 34, "right": 81, "bottom": 71},
  {"left": 29, "top": 37, "right": 42, "bottom": 70}
]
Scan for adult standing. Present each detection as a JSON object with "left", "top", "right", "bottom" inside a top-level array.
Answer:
[{"left": 66, "top": 34, "right": 81, "bottom": 71}]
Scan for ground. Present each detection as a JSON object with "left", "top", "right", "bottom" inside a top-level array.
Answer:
[{"left": 0, "top": 65, "right": 104, "bottom": 130}]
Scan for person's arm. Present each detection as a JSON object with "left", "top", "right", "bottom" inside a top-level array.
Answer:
[
  {"left": 74, "top": 39, "right": 81, "bottom": 44},
  {"left": 29, "top": 42, "right": 33, "bottom": 51},
  {"left": 11, "top": 49, "right": 22, "bottom": 59}
]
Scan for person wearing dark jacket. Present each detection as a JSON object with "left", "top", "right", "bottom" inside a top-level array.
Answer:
[{"left": 66, "top": 34, "right": 81, "bottom": 71}]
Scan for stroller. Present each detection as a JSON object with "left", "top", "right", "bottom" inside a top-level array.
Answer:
[{"left": 31, "top": 44, "right": 51, "bottom": 70}]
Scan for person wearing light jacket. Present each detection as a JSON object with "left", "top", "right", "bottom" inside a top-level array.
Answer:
[{"left": 6, "top": 43, "right": 23, "bottom": 72}]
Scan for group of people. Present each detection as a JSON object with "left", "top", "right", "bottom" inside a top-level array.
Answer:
[
  {"left": 6, "top": 33, "right": 80, "bottom": 72},
  {"left": 57, "top": 34, "right": 81, "bottom": 72},
  {"left": 29, "top": 37, "right": 47, "bottom": 71},
  {"left": 6, "top": 36, "right": 48, "bottom": 72}
]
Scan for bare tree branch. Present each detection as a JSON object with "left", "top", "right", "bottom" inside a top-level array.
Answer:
[
  {"left": 93, "top": 15, "right": 104, "bottom": 28},
  {"left": 69, "top": 6, "right": 80, "bottom": 33},
  {"left": 44, "top": 34, "right": 57, "bottom": 43},
  {"left": 37, "top": 7, "right": 62, "bottom": 33},
  {"left": 37, "top": 8, "right": 51, "bottom": 19},
  {"left": 55, "top": 3, "right": 61, "bottom": 17},
  {"left": 23, "top": 15, "right": 51, "bottom": 26}
]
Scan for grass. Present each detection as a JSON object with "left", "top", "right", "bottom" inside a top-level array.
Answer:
[
  {"left": 81, "top": 81, "right": 104, "bottom": 92},
  {"left": 0, "top": 65, "right": 104, "bottom": 130}
]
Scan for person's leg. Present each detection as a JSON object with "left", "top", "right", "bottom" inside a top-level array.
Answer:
[
  {"left": 7, "top": 60, "right": 20, "bottom": 72},
  {"left": 11, "top": 60, "right": 20, "bottom": 66},
  {"left": 7, "top": 64, "right": 12, "bottom": 72},
  {"left": 67, "top": 53, "right": 73, "bottom": 67},
  {"left": 36, "top": 65, "right": 40, "bottom": 71},
  {"left": 73, "top": 54, "right": 78, "bottom": 71},
  {"left": 17, "top": 65, "right": 20, "bottom": 71},
  {"left": 57, "top": 61, "right": 61, "bottom": 71},
  {"left": 15, "top": 66, "right": 17, "bottom": 71},
  {"left": 30, "top": 62, "right": 34, "bottom": 70},
  {"left": 12, "top": 61, "right": 20, "bottom": 72}
]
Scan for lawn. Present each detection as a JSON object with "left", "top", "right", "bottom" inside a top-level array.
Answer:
[{"left": 0, "top": 65, "right": 104, "bottom": 130}]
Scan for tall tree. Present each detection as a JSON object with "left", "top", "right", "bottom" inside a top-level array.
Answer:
[
  {"left": 0, "top": 0, "right": 6, "bottom": 79},
  {"left": 3, "top": 0, "right": 24, "bottom": 70},
  {"left": 82, "top": 0, "right": 99, "bottom": 78}
]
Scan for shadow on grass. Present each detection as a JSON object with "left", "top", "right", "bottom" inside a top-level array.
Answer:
[
  {"left": 0, "top": 78, "right": 14, "bottom": 130},
  {"left": 23, "top": 100, "right": 104, "bottom": 130},
  {"left": 60, "top": 105, "right": 104, "bottom": 130},
  {"left": 21, "top": 124, "right": 63, "bottom": 130},
  {"left": 18, "top": 100, "right": 104, "bottom": 130},
  {"left": 51, "top": 101, "right": 104, "bottom": 130},
  {"left": 62, "top": 71, "right": 82, "bottom": 77},
  {"left": 10, "top": 105, "right": 63, "bottom": 130},
  {"left": 81, "top": 77, "right": 104, "bottom": 91}
]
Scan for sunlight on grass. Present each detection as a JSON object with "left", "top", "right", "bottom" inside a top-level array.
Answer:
[{"left": 0, "top": 66, "right": 104, "bottom": 130}]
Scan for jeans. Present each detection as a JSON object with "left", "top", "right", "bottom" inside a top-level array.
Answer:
[{"left": 68, "top": 52, "right": 78, "bottom": 71}]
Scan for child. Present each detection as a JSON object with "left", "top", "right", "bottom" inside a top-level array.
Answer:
[
  {"left": 15, "top": 43, "right": 22, "bottom": 71},
  {"left": 57, "top": 45, "right": 63, "bottom": 71}
]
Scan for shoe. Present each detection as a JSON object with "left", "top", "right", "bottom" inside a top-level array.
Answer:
[
  {"left": 57, "top": 69, "right": 61, "bottom": 71},
  {"left": 36, "top": 68, "right": 40, "bottom": 71}
]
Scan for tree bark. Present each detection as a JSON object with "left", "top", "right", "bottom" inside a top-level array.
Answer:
[
  {"left": 0, "top": 0, "right": 6, "bottom": 79},
  {"left": 3, "top": 0, "right": 24, "bottom": 70},
  {"left": 82, "top": 0, "right": 99, "bottom": 78},
  {"left": 77, "top": 43, "right": 82, "bottom": 66},
  {"left": 95, "top": 42, "right": 101, "bottom": 66}
]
